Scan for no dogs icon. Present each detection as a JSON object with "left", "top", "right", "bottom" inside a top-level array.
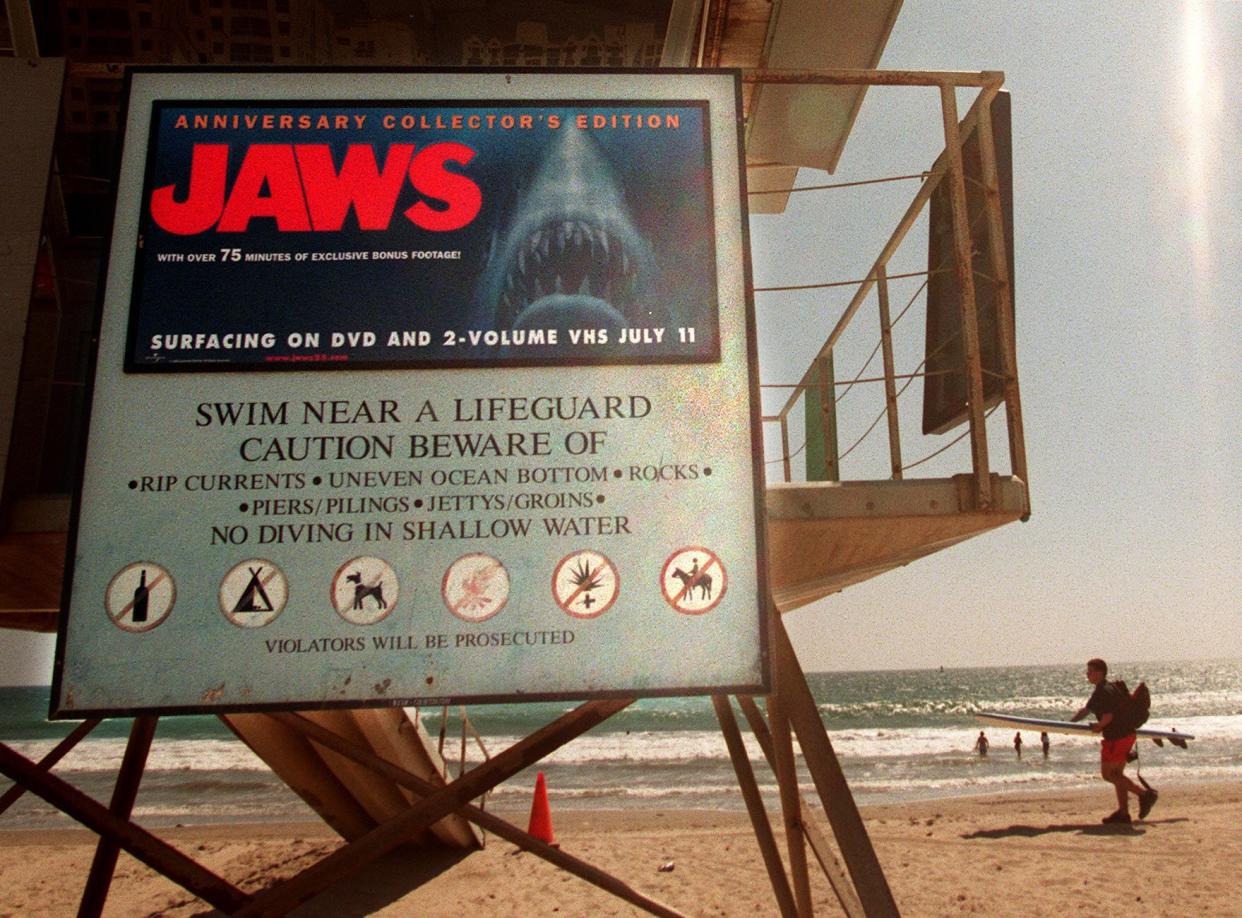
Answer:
[
  {"left": 331, "top": 556, "right": 398, "bottom": 625},
  {"left": 660, "top": 547, "right": 726, "bottom": 615}
]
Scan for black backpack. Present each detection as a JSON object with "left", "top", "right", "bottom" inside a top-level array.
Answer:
[{"left": 1111, "top": 679, "right": 1151, "bottom": 734}]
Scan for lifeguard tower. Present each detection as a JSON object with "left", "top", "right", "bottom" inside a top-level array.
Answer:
[{"left": 0, "top": 1, "right": 1027, "bottom": 915}]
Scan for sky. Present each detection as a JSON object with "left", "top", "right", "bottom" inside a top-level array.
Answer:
[
  {"left": 767, "top": 1, "right": 1242, "bottom": 671},
  {"left": 3, "top": 1, "right": 1240, "bottom": 684}
]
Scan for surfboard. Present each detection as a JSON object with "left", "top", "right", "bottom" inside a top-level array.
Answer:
[{"left": 974, "top": 712, "right": 1194, "bottom": 745}]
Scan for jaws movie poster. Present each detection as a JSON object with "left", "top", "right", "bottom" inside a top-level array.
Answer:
[{"left": 53, "top": 69, "right": 767, "bottom": 716}]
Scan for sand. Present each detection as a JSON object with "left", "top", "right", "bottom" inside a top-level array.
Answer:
[{"left": 1, "top": 781, "right": 1238, "bottom": 916}]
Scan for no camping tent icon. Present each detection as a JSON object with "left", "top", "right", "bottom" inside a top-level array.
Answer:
[
  {"left": 234, "top": 567, "right": 274, "bottom": 613},
  {"left": 219, "top": 560, "right": 287, "bottom": 628}
]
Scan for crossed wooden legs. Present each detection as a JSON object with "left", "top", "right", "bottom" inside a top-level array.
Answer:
[
  {"left": 0, "top": 620, "right": 898, "bottom": 916},
  {"left": 714, "top": 618, "right": 899, "bottom": 917}
]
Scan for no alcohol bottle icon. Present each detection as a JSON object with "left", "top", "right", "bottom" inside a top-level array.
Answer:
[
  {"left": 105, "top": 561, "right": 175, "bottom": 632},
  {"left": 219, "top": 559, "right": 288, "bottom": 628}
]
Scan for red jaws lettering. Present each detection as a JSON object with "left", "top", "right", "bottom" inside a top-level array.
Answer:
[{"left": 149, "top": 142, "right": 482, "bottom": 235}]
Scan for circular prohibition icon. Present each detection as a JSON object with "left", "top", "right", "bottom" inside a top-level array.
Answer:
[
  {"left": 551, "top": 549, "right": 619, "bottom": 619},
  {"left": 105, "top": 561, "right": 176, "bottom": 633},
  {"left": 442, "top": 553, "right": 509, "bottom": 623},
  {"left": 219, "top": 559, "right": 288, "bottom": 629},
  {"left": 330, "top": 556, "right": 398, "bottom": 625},
  {"left": 660, "top": 547, "right": 726, "bottom": 615}
]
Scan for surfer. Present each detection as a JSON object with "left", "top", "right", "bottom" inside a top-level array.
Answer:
[
  {"left": 1013, "top": 732, "right": 1022, "bottom": 759},
  {"left": 1040, "top": 731, "right": 1050, "bottom": 758},
  {"left": 1071, "top": 658, "right": 1158, "bottom": 824},
  {"left": 973, "top": 731, "right": 989, "bottom": 757}
]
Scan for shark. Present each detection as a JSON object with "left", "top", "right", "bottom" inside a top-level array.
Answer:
[{"left": 472, "top": 126, "right": 665, "bottom": 350}]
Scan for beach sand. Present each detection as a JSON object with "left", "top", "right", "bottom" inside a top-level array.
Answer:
[{"left": 1, "top": 781, "right": 1238, "bottom": 916}]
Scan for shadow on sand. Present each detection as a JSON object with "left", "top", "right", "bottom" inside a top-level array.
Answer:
[
  {"left": 961, "top": 817, "right": 1188, "bottom": 840},
  {"left": 295, "top": 844, "right": 476, "bottom": 916},
  {"left": 191, "top": 843, "right": 476, "bottom": 917}
]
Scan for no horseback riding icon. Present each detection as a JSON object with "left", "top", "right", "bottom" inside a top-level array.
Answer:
[{"left": 660, "top": 547, "right": 726, "bottom": 615}]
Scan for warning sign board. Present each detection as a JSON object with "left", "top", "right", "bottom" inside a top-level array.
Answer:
[{"left": 51, "top": 68, "right": 768, "bottom": 716}]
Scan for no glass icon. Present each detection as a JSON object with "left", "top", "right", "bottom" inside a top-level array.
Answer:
[{"left": 105, "top": 561, "right": 175, "bottom": 632}]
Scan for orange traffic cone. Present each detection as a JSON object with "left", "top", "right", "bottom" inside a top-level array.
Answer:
[{"left": 527, "top": 771, "right": 557, "bottom": 847}]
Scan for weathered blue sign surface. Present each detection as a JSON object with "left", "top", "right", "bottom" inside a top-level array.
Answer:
[{"left": 52, "top": 69, "right": 767, "bottom": 716}]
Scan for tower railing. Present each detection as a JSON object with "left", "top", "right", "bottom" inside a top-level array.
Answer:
[{"left": 744, "top": 69, "right": 1028, "bottom": 515}]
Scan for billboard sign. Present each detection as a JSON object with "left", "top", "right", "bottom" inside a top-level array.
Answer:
[{"left": 52, "top": 68, "right": 767, "bottom": 716}]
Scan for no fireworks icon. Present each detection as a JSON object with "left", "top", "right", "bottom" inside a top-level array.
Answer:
[
  {"left": 552, "top": 550, "right": 619, "bottom": 619},
  {"left": 660, "top": 547, "right": 726, "bottom": 615},
  {"left": 442, "top": 553, "right": 510, "bottom": 623}
]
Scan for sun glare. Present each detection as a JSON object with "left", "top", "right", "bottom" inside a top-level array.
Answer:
[{"left": 1182, "top": 0, "right": 1218, "bottom": 315}]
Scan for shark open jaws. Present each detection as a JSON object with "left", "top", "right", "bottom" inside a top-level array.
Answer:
[{"left": 472, "top": 127, "right": 662, "bottom": 356}]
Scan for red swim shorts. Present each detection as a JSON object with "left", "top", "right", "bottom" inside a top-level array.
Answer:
[{"left": 1100, "top": 734, "right": 1136, "bottom": 764}]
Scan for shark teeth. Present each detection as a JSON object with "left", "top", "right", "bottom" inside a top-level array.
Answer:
[{"left": 501, "top": 219, "right": 639, "bottom": 320}]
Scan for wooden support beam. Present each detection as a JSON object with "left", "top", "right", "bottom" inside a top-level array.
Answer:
[
  {"left": 772, "top": 621, "right": 899, "bottom": 917},
  {"left": 79, "top": 716, "right": 158, "bottom": 917},
  {"left": 3, "top": 0, "right": 39, "bottom": 58},
  {"left": 768, "top": 683, "right": 814, "bottom": 915},
  {"left": 780, "top": 416, "right": 792, "bottom": 482},
  {"left": 237, "top": 699, "right": 632, "bottom": 916},
  {"left": 876, "top": 266, "right": 903, "bottom": 479},
  {"left": 805, "top": 353, "right": 839, "bottom": 482},
  {"left": 738, "top": 697, "right": 864, "bottom": 918},
  {"left": 939, "top": 84, "right": 991, "bottom": 509},
  {"left": 0, "top": 717, "right": 100, "bottom": 816},
  {"left": 743, "top": 69, "right": 1003, "bottom": 89},
  {"left": 712, "top": 695, "right": 799, "bottom": 918},
  {"left": 271, "top": 711, "right": 685, "bottom": 918},
  {"left": 700, "top": 0, "right": 729, "bottom": 68},
  {"left": 222, "top": 710, "right": 378, "bottom": 840},
  {"left": 0, "top": 743, "right": 250, "bottom": 912}
]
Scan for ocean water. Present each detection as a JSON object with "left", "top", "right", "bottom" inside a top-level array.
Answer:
[{"left": 1, "top": 660, "right": 1239, "bottom": 830}]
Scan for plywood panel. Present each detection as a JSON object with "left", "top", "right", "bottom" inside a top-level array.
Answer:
[{"left": 0, "top": 531, "right": 65, "bottom": 631}]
